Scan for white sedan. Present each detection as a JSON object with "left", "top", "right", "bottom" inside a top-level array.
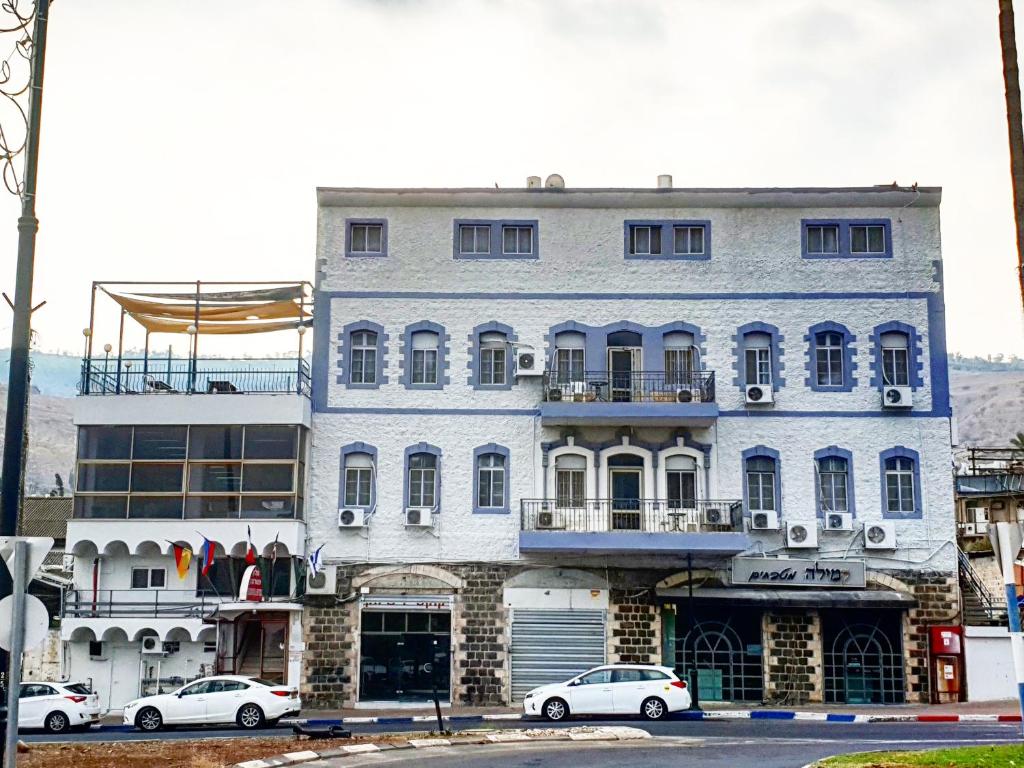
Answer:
[
  {"left": 18, "top": 681, "right": 101, "bottom": 733},
  {"left": 122, "top": 675, "right": 301, "bottom": 731},
  {"left": 523, "top": 664, "right": 691, "bottom": 721}
]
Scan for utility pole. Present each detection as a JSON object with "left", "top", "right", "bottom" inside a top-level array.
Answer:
[
  {"left": 0, "top": 0, "right": 49, "bottom": 758},
  {"left": 998, "top": 0, "right": 1024, "bottom": 308}
]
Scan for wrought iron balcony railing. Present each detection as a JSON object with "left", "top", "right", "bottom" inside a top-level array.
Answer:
[
  {"left": 541, "top": 370, "right": 715, "bottom": 404},
  {"left": 520, "top": 498, "right": 743, "bottom": 533},
  {"left": 79, "top": 357, "right": 311, "bottom": 396}
]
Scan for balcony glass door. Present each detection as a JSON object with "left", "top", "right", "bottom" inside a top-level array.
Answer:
[
  {"left": 609, "top": 456, "right": 643, "bottom": 530},
  {"left": 608, "top": 348, "right": 641, "bottom": 402}
]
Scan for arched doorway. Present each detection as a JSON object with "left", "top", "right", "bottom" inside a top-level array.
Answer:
[
  {"left": 675, "top": 612, "right": 763, "bottom": 702},
  {"left": 823, "top": 611, "right": 904, "bottom": 704}
]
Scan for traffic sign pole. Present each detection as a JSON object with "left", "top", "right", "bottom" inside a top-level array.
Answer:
[{"left": 3, "top": 540, "right": 26, "bottom": 767}]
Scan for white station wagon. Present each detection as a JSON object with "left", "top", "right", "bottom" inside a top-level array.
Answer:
[
  {"left": 122, "top": 675, "right": 301, "bottom": 731},
  {"left": 523, "top": 664, "right": 691, "bottom": 721}
]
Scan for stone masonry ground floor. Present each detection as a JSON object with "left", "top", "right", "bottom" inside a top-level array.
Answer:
[{"left": 300, "top": 561, "right": 959, "bottom": 709}]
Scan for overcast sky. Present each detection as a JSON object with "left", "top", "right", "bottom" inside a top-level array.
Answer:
[{"left": 0, "top": 0, "right": 1020, "bottom": 357}]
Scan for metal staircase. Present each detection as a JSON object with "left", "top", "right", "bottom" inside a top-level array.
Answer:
[{"left": 958, "top": 548, "right": 1008, "bottom": 626}]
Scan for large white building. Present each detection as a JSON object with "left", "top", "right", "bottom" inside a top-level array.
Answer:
[
  {"left": 304, "top": 178, "right": 957, "bottom": 709},
  {"left": 63, "top": 283, "right": 311, "bottom": 710}
]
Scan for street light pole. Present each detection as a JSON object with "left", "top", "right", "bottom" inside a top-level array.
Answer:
[
  {"left": 0, "top": 0, "right": 49, "bottom": 757},
  {"left": 998, "top": 0, "right": 1024, "bottom": 308}
]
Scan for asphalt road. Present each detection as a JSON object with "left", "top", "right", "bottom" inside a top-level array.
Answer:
[{"left": 18, "top": 716, "right": 1024, "bottom": 768}]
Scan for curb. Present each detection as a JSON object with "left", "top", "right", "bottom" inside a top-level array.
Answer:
[
  {"left": 230, "top": 726, "right": 652, "bottom": 768},
  {"left": 90, "top": 710, "right": 1024, "bottom": 734}
]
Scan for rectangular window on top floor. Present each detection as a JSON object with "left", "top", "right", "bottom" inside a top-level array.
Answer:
[
  {"left": 502, "top": 225, "right": 534, "bottom": 256},
  {"left": 673, "top": 225, "right": 705, "bottom": 256},
  {"left": 629, "top": 225, "right": 661, "bottom": 256},
  {"left": 802, "top": 219, "right": 891, "bottom": 258},
  {"left": 806, "top": 225, "right": 839, "bottom": 256},
  {"left": 454, "top": 220, "right": 539, "bottom": 259},
  {"left": 850, "top": 224, "right": 886, "bottom": 255},
  {"left": 459, "top": 224, "right": 491, "bottom": 256},
  {"left": 346, "top": 219, "right": 387, "bottom": 257}
]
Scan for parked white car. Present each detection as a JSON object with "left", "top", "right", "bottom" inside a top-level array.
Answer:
[
  {"left": 523, "top": 664, "right": 691, "bottom": 721},
  {"left": 18, "top": 681, "right": 101, "bottom": 733},
  {"left": 122, "top": 675, "right": 301, "bottom": 731}
]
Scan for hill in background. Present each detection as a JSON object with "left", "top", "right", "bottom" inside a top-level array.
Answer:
[{"left": 0, "top": 350, "right": 1022, "bottom": 496}]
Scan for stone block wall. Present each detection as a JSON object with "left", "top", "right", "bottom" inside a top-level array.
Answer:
[
  {"left": 902, "top": 574, "right": 960, "bottom": 703},
  {"left": 300, "top": 567, "right": 358, "bottom": 708},
  {"left": 763, "top": 610, "right": 822, "bottom": 704},
  {"left": 452, "top": 564, "right": 512, "bottom": 705},
  {"left": 608, "top": 589, "right": 661, "bottom": 664}
]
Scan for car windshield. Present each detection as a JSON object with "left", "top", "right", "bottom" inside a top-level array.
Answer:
[{"left": 63, "top": 683, "right": 91, "bottom": 695}]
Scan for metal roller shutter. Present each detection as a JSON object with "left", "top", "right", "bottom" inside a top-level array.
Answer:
[{"left": 510, "top": 608, "right": 606, "bottom": 700}]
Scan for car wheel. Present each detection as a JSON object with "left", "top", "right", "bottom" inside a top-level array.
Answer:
[
  {"left": 542, "top": 697, "right": 569, "bottom": 722},
  {"left": 236, "top": 703, "right": 265, "bottom": 730},
  {"left": 641, "top": 696, "right": 667, "bottom": 720},
  {"left": 136, "top": 706, "right": 163, "bottom": 732},
  {"left": 44, "top": 711, "right": 70, "bottom": 734}
]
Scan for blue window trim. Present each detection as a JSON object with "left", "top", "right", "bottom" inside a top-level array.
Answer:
[
  {"left": 339, "top": 442, "right": 377, "bottom": 513},
  {"left": 732, "top": 322, "right": 785, "bottom": 392},
  {"left": 813, "top": 446, "right": 856, "bottom": 518},
  {"left": 801, "top": 219, "right": 892, "bottom": 259},
  {"left": 336, "top": 320, "right": 388, "bottom": 389},
  {"left": 345, "top": 218, "right": 388, "bottom": 258},
  {"left": 452, "top": 219, "right": 539, "bottom": 260},
  {"left": 399, "top": 320, "right": 450, "bottom": 390},
  {"left": 542, "top": 320, "right": 708, "bottom": 376},
  {"left": 403, "top": 443, "right": 442, "bottom": 513},
  {"left": 879, "top": 445, "right": 922, "bottom": 519},
  {"left": 472, "top": 443, "right": 511, "bottom": 514},
  {"left": 623, "top": 219, "right": 712, "bottom": 261},
  {"left": 741, "top": 445, "right": 782, "bottom": 517},
  {"left": 804, "top": 321, "right": 857, "bottom": 392},
  {"left": 467, "top": 321, "right": 517, "bottom": 390},
  {"left": 868, "top": 321, "right": 924, "bottom": 391}
]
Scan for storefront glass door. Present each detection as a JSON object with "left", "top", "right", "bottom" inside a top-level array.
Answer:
[{"left": 359, "top": 611, "right": 451, "bottom": 702}]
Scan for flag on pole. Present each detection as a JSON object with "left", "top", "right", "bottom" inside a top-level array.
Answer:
[
  {"left": 245, "top": 525, "right": 257, "bottom": 565},
  {"left": 270, "top": 532, "right": 280, "bottom": 565},
  {"left": 198, "top": 536, "right": 217, "bottom": 577},
  {"left": 307, "top": 544, "right": 325, "bottom": 579},
  {"left": 171, "top": 544, "right": 192, "bottom": 580}
]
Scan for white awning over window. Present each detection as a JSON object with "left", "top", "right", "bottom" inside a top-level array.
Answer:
[
  {"left": 480, "top": 331, "right": 506, "bottom": 346},
  {"left": 666, "top": 454, "right": 697, "bottom": 471},
  {"left": 346, "top": 452, "right": 373, "bottom": 468},
  {"left": 745, "top": 332, "right": 771, "bottom": 349},
  {"left": 411, "top": 330, "right": 439, "bottom": 350},
  {"left": 664, "top": 331, "right": 694, "bottom": 348},
  {"left": 880, "top": 331, "right": 908, "bottom": 348},
  {"left": 555, "top": 331, "right": 586, "bottom": 348},
  {"left": 555, "top": 454, "right": 587, "bottom": 470}
]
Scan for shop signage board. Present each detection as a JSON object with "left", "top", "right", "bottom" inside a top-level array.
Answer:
[{"left": 731, "top": 556, "right": 866, "bottom": 588}]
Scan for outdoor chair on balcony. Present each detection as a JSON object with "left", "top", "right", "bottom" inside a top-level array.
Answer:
[{"left": 145, "top": 375, "right": 177, "bottom": 393}]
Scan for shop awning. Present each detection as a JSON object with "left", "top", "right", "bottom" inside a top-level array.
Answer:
[
  {"left": 204, "top": 601, "right": 304, "bottom": 620},
  {"left": 656, "top": 587, "right": 916, "bottom": 609}
]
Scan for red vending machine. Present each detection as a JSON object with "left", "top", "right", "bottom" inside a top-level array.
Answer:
[{"left": 929, "top": 626, "right": 963, "bottom": 703}]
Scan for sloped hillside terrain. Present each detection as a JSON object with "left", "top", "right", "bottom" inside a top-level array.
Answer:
[
  {"left": 950, "top": 370, "right": 1024, "bottom": 446},
  {"left": 0, "top": 384, "right": 74, "bottom": 496}
]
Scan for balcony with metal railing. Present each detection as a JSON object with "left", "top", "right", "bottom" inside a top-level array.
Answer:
[
  {"left": 539, "top": 370, "right": 718, "bottom": 426},
  {"left": 63, "top": 589, "right": 237, "bottom": 619},
  {"left": 519, "top": 498, "right": 749, "bottom": 559},
  {"left": 79, "top": 357, "right": 311, "bottom": 396}
]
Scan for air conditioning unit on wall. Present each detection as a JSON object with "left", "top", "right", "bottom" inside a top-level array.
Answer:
[
  {"left": 824, "top": 512, "right": 854, "bottom": 532},
  {"left": 141, "top": 636, "right": 165, "bottom": 655},
  {"left": 406, "top": 508, "right": 434, "bottom": 527},
  {"left": 882, "top": 386, "right": 913, "bottom": 408},
  {"left": 306, "top": 564, "right": 337, "bottom": 595},
  {"left": 786, "top": 521, "right": 818, "bottom": 549},
  {"left": 338, "top": 508, "right": 366, "bottom": 528},
  {"left": 536, "top": 509, "right": 564, "bottom": 529},
  {"left": 750, "top": 510, "right": 780, "bottom": 530},
  {"left": 864, "top": 521, "right": 897, "bottom": 550},
  {"left": 515, "top": 343, "right": 543, "bottom": 377},
  {"left": 745, "top": 384, "right": 774, "bottom": 405}
]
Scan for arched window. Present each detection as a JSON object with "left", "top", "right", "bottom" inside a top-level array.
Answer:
[
  {"left": 344, "top": 452, "right": 373, "bottom": 508},
  {"left": 350, "top": 330, "right": 378, "bottom": 384},
  {"left": 555, "top": 454, "right": 587, "bottom": 508},
  {"left": 664, "top": 331, "right": 695, "bottom": 386},
  {"left": 817, "top": 456, "right": 848, "bottom": 513},
  {"left": 411, "top": 330, "right": 439, "bottom": 385},
  {"left": 743, "top": 447, "right": 781, "bottom": 515},
  {"left": 880, "top": 447, "right": 920, "bottom": 518},
  {"left": 406, "top": 449, "right": 440, "bottom": 509},
  {"left": 341, "top": 321, "right": 387, "bottom": 389},
  {"left": 880, "top": 331, "right": 909, "bottom": 387},
  {"left": 554, "top": 331, "right": 586, "bottom": 384},
  {"left": 473, "top": 444, "right": 510, "bottom": 513},
  {"left": 665, "top": 454, "right": 697, "bottom": 509},
  {"left": 744, "top": 332, "right": 772, "bottom": 386},
  {"left": 469, "top": 322, "right": 515, "bottom": 389}
]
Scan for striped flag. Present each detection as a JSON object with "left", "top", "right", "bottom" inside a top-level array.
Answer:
[
  {"left": 307, "top": 544, "right": 325, "bottom": 579},
  {"left": 198, "top": 536, "right": 217, "bottom": 577},
  {"left": 171, "top": 544, "right": 192, "bottom": 580}
]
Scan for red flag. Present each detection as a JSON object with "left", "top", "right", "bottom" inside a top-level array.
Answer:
[{"left": 245, "top": 525, "right": 257, "bottom": 565}]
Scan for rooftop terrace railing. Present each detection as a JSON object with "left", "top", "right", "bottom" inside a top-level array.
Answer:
[{"left": 79, "top": 357, "right": 311, "bottom": 396}]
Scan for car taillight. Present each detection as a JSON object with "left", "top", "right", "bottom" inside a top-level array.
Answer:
[
  {"left": 65, "top": 695, "right": 87, "bottom": 703},
  {"left": 270, "top": 690, "right": 290, "bottom": 697},
  {"left": 671, "top": 680, "right": 687, "bottom": 690}
]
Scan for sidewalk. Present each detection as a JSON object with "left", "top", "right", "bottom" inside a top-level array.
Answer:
[{"left": 100, "top": 699, "right": 1024, "bottom": 728}]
